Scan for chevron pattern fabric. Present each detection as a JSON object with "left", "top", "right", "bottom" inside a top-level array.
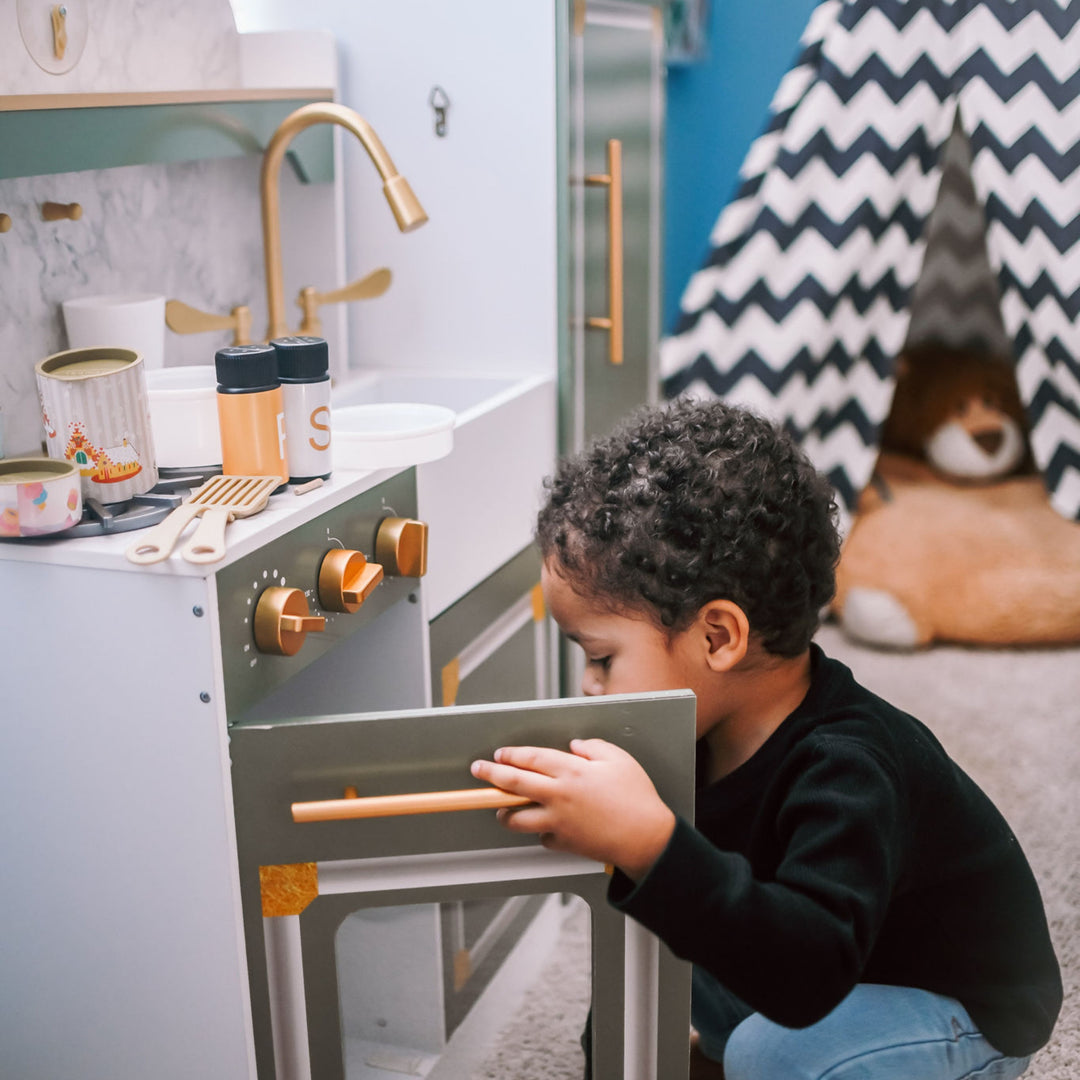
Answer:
[
  {"left": 661, "top": 0, "right": 1080, "bottom": 523},
  {"left": 905, "top": 117, "right": 1011, "bottom": 357}
]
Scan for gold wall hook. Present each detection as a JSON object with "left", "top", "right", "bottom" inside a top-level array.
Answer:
[
  {"left": 41, "top": 201, "right": 82, "bottom": 222},
  {"left": 51, "top": 5, "right": 68, "bottom": 60},
  {"left": 165, "top": 299, "right": 253, "bottom": 346},
  {"left": 0, "top": 214, "right": 12, "bottom": 234}
]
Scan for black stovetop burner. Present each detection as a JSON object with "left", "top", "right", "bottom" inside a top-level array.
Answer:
[{"left": 64, "top": 466, "right": 223, "bottom": 538}]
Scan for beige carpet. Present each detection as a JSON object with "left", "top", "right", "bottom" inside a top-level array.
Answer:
[{"left": 478, "top": 626, "right": 1079, "bottom": 1078}]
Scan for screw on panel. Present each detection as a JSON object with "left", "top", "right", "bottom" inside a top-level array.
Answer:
[
  {"left": 200, "top": 692, "right": 211, "bottom": 703},
  {"left": 193, "top": 605, "right": 205, "bottom": 617},
  {"left": 408, "top": 593, "right": 419, "bottom": 604}
]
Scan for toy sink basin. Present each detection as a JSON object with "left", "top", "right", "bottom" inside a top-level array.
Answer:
[
  {"left": 332, "top": 368, "right": 557, "bottom": 617},
  {"left": 333, "top": 370, "right": 527, "bottom": 421}
]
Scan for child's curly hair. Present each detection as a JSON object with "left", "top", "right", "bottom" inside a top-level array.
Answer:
[{"left": 536, "top": 398, "right": 841, "bottom": 657}]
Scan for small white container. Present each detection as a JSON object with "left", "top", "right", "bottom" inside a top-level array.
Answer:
[
  {"left": 333, "top": 403, "right": 455, "bottom": 469},
  {"left": 62, "top": 293, "right": 167, "bottom": 370},
  {"left": 146, "top": 365, "right": 223, "bottom": 469}
]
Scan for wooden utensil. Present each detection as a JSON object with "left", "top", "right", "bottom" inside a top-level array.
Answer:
[
  {"left": 180, "top": 475, "right": 281, "bottom": 564},
  {"left": 125, "top": 475, "right": 280, "bottom": 565}
]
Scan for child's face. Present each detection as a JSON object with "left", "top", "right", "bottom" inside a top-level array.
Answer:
[{"left": 542, "top": 560, "right": 713, "bottom": 733}]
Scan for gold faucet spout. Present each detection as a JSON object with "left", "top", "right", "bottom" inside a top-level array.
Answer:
[{"left": 260, "top": 102, "right": 428, "bottom": 341}]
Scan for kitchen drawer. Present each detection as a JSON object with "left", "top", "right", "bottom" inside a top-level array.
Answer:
[{"left": 429, "top": 544, "right": 550, "bottom": 709}]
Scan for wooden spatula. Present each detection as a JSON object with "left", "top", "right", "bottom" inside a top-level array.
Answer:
[
  {"left": 125, "top": 475, "right": 280, "bottom": 565},
  {"left": 180, "top": 475, "right": 281, "bottom": 564}
]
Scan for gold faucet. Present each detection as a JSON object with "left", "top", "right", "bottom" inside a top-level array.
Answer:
[{"left": 260, "top": 102, "right": 428, "bottom": 341}]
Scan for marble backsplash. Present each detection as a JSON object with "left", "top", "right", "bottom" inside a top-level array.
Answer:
[
  {"left": 0, "top": 1, "right": 347, "bottom": 459},
  {"left": 0, "top": 0, "right": 241, "bottom": 96},
  {"left": 0, "top": 157, "right": 268, "bottom": 458},
  {"left": 1, "top": 137, "right": 346, "bottom": 460}
]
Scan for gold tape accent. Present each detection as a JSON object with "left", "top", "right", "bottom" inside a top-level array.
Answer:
[
  {"left": 259, "top": 862, "right": 319, "bottom": 918},
  {"left": 530, "top": 582, "right": 546, "bottom": 622},
  {"left": 573, "top": 0, "right": 587, "bottom": 36},
  {"left": 441, "top": 657, "right": 461, "bottom": 708},
  {"left": 453, "top": 948, "right": 472, "bottom": 991}
]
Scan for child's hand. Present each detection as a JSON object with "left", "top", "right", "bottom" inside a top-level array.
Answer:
[{"left": 470, "top": 739, "right": 676, "bottom": 881}]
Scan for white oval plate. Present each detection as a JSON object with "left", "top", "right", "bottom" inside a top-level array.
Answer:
[{"left": 333, "top": 403, "right": 455, "bottom": 469}]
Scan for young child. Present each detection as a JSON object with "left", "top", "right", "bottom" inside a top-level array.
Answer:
[{"left": 471, "top": 398, "right": 1061, "bottom": 1080}]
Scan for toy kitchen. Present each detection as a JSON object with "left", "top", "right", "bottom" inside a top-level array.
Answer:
[{"left": 0, "top": 2, "right": 689, "bottom": 1079}]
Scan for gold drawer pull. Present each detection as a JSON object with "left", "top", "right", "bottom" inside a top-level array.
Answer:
[
  {"left": 585, "top": 137, "right": 624, "bottom": 365},
  {"left": 292, "top": 786, "right": 531, "bottom": 823}
]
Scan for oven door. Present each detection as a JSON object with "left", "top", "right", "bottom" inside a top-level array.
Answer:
[{"left": 230, "top": 691, "right": 695, "bottom": 1080}]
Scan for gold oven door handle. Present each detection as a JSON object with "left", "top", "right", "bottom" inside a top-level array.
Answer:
[
  {"left": 584, "top": 137, "right": 624, "bottom": 366},
  {"left": 292, "top": 786, "right": 532, "bottom": 823}
]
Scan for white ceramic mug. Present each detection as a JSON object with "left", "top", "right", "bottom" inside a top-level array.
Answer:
[
  {"left": 35, "top": 347, "right": 158, "bottom": 504},
  {"left": 62, "top": 292, "right": 166, "bottom": 370}
]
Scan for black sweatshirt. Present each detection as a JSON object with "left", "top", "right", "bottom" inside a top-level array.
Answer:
[{"left": 610, "top": 645, "right": 1062, "bottom": 1057}]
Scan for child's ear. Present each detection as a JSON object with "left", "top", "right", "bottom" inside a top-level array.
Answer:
[{"left": 698, "top": 600, "right": 750, "bottom": 672}]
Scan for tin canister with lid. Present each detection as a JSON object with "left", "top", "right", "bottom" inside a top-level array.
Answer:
[
  {"left": 35, "top": 346, "right": 158, "bottom": 503},
  {"left": 215, "top": 344, "right": 288, "bottom": 491},
  {"left": 271, "top": 336, "right": 331, "bottom": 483}
]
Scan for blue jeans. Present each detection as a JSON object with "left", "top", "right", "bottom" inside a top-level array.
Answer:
[{"left": 692, "top": 970, "right": 1033, "bottom": 1080}]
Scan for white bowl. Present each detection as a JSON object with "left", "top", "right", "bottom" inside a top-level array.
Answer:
[
  {"left": 146, "top": 365, "right": 222, "bottom": 468},
  {"left": 333, "top": 403, "right": 455, "bottom": 469}
]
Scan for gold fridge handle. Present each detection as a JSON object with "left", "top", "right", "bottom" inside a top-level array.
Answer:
[
  {"left": 584, "top": 137, "right": 624, "bottom": 366},
  {"left": 292, "top": 786, "right": 531, "bottom": 823}
]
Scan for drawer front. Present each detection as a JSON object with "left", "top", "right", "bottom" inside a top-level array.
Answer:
[{"left": 229, "top": 691, "right": 696, "bottom": 1080}]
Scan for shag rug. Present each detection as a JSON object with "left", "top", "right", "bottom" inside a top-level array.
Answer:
[{"left": 475, "top": 625, "right": 1079, "bottom": 1079}]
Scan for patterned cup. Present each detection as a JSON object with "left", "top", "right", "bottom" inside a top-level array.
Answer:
[
  {"left": 0, "top": 458, "right": 82, "bottom": 537},
  {"left": 35, "top": 347, "right": 158, "bottom": 504}
]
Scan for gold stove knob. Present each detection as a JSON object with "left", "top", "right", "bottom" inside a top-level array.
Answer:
[
  {"left": 319, "top": 548, "right": 384, "bottom": 613},
  {"left": 254, "top": 586, "right": 326, "bottom": 656},
  {"left": 376, "top": 517, "right": 428, "bottom": 577}
]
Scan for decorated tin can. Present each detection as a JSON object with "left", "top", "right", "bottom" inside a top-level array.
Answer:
[{"left": 35, "top": 346, "right": 158, "bottom": 504}]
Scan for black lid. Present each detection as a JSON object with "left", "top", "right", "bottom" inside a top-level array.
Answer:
[
  {"left": 215, "top": 344, "right": 279, "bottom": 390},
  {"left": 271, "top": 336, "right": 329, "bottom": 381}
]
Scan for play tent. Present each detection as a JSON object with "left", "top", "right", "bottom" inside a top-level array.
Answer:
[{"left": 660, "top": 0, "right": 1080, "bottom": 523}]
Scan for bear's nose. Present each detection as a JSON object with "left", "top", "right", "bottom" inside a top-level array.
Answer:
[{"left": 974, "top": 430, "right": 1004, "bottom": 455}]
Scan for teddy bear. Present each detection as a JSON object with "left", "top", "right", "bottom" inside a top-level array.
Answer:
[{"left": 831, "top": 343, "right": 1080, "bottom": 648}]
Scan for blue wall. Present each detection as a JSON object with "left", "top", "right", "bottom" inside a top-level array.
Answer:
[{"left": 664, "top": 0, "right": 820, "bottom": 332}]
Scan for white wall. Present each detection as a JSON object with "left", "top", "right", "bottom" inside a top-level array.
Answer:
[{"left": 230, "top": 0, "right": 560, "bottom": 380}]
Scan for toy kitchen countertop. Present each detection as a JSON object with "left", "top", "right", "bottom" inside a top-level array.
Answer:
[{"left": 0, "top": 466, "right": 403, "bottom": 575}]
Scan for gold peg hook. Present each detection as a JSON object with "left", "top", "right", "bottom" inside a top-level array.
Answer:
[
  {"left": 41, "top": 201, "right": 82, "bottom": 222},
  {"left": 0, "top": 214, "right": 12, "bottom": 234},
  {"left": 51, "top": 5, "right": 68, "bottom": 61}
]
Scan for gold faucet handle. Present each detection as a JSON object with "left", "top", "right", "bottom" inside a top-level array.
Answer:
[
  {"left": 297, "top": 267, "right": 393, "bottom": 335},
  {"left": 166, "top": 299, "right": 253, "bottom": 346}
]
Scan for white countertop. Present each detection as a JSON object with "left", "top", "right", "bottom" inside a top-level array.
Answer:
[{"left": 0, "top": 466, "right": 403, "bottom": 576}]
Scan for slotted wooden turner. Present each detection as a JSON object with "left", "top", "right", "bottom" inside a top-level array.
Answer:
[
  {"left": 125, "top": 475, "right": 280, "bottom": 565},
  {"left": 180, "top": 475, "right": 281, "bottom": 564}
]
